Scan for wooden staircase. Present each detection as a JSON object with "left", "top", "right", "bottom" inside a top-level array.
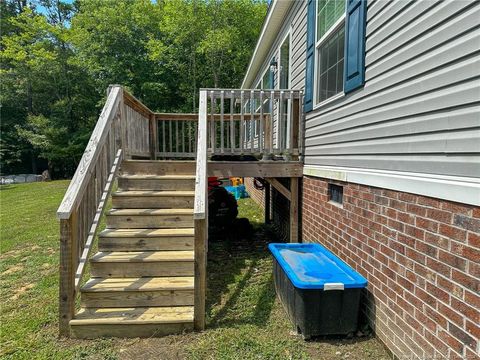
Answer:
[
  {"left": 69, "top": 160, "right": 197, "bottom": 338},
  {"left": 58, "top": 86, "right": 302, "bottom": 338}
]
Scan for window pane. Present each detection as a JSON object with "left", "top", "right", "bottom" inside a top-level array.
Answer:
[
  {"left": 262, "top": 70, "right": 270, "bottom": 89},
  {"left": 337, "top": 58, "right": 344, "bottom": 94},
  {"left": 316, "top": 25, "right": 344, "bottom": 103},
  {"left": 319, "top": 72, "right": 327, "bottom": 102},
  {"left": 316, "top": 0, "right": 345, "bottom": 41},
  {"left": 280, "top": 35, "right": 290, "bottom": 89},
  {"left": 327, "top": 32, "right": 338, "bottom": 68}
]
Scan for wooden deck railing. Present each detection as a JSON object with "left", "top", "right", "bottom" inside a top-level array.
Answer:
[
  {"left": 57, "top": 85, "right": 126, "bottom": 336},
  {"left": 57, "top": 85, "right": 161, "bottom": 336},
  {"left": 204, "top": 89, "right": 303, "bottom": 160}
]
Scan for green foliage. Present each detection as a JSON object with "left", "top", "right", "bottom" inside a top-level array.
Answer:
[
  {"left": 1, "top": 1, "right": 97, "bottom": 177},
  {"left": 1, "top": 0, "right": 267, "bottom": 177}
]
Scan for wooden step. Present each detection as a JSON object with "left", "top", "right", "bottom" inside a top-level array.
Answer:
[
  {"left": 120, "top": 160, "right": 196, "bottom": 176},
  {"left": 99, "top": 228, "right": 194, "bottom": 251},
  {"left": 70, "top": 306, "right": 193, "bottom": 338},
  {"left": 106, "top": 208, "right": 194, "bottom": 229},
  {"left": 118, "top": 175, "right": 195, "bottom": 191},
  {"left": 80, "top": 277, "right": 194, "bottom": 308},
  {"left": 111, "top": 191, "right": 194, "bottom": 209},
  {"left": 90, "top": 251, "right": 194, "bottom": 277}
]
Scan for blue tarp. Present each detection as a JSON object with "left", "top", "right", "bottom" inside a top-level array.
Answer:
[{"left": 268, "top": 243, "right": 368, "bottom": 290}]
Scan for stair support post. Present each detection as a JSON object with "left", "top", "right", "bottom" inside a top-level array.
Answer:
[
  {"left": 289, "top": 177, "right": 299, "bottom": 243},
  {"left": 194, "top": 90, "right": 208, "bottom": 330},
  {"left": 59, "top": 212, "right": 78, "bottom": 336},
  {"left": 194, "top": 218, "right": 207, "bottom": 330},
  {"left": 149, "top": 113, "right": 157, "bottom": 160},
  {"left": 265, "top": 182, "right": 271, "bottom": 224}
]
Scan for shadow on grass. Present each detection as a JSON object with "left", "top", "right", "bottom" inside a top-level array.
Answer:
[{"left": 206, "top": 222, "right": 280, "bottom": 329}]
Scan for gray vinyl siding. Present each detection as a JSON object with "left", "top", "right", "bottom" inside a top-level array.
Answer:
[
  {"left": 250, "top": 1, "right": 307, "bottom": 148},
  {"left": 248, "top": 0, "right": 479, "bottom": 179},
  {"left": 303, "top": 0, "right": 480, "bottom": 178},
  {"left": 290, "top": 1, "right": 307, "bottom": 91}
]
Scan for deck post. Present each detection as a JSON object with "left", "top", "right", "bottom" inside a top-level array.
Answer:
[
  {"left": 149, "top": 113, "right": 157, "bottom": 160},
  {"left": 265, "top": 182, "right": 271, "bottom": 224},
  {"left": 289, "top": 177, "right": 299, "bottom": 243},
  {"left": 59, "top": 212, "right": 78, "bottom": 336},
  {"left": 194, "top": 218, "right": 207, "bottom": 330},
  {"left": 194, "top": 90, "right": 208, "bottom": 331}
]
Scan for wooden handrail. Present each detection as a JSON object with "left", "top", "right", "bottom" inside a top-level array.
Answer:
[
  {"left": 155, "top": 113, "right": 270, "bottom": 121},
  {"left": 123, "top": 90, "right": 154, "bottom": 119},
  {"left": 57, "top": 86, "right": 122, "bottom": 219},
  {"left": 200, "top": 88, "right": 303, "bottom": 98}
]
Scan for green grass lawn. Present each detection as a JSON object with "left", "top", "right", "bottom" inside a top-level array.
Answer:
[{"left": 0, "top": 182, "right": 389, "bottom": 359}]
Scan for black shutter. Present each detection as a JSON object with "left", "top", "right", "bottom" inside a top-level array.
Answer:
[
  {"left": 344, "top": 0, "right": 367, "bottom": 93},
  {"left": 304, "top": 0, "right": 316, "bottom": 112}
]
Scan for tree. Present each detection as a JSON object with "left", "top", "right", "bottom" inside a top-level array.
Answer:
[
  {"left": 70, "top": 0, "right": 166, "bottom": 109},
  {"left": 1, "top": 1, "right": 97, "bottom": 177},
  {"left": 0, "top": 0, "right": 267, "bottom": 177},
  {"left": 149, "top": 0, "right": 267, "bottom": 112}
]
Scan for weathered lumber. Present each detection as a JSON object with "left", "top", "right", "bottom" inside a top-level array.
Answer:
[
  {"left": 266, "top": 177, "right": 291, "bottom": 201},
  {"left": 290, "top": 177, "right": 299, "bottom": 243},
  {"left": 194, "top": 90, "right": 208, "bottom": 331},
  {"left": 208, "top": 161, "right": 303, "bottom": 178}
]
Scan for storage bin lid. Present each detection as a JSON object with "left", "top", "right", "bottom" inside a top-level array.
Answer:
[{"left": 268, "top": 243, "right": 368, "bottom": 290}]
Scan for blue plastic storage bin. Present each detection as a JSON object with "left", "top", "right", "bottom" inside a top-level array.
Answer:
[
  {"left": 268, "top": 243, "right": 367, "bottom": 338},
  {"left": 224, "top": 185, "right": 248, "bottom": 200}
]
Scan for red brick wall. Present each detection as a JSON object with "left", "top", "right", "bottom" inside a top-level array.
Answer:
[{"left": 302, "top": 176, "right": 480, "bottom": 359}]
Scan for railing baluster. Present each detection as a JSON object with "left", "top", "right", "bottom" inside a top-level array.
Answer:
[
  {"left": 260, "top": 90, "right": 264, "bottom": 155},
  {"left": 250, "top": 90, "right": 254, "bottom": 153},
  {"left": 289, "top": 90, "right": 294, "bottom": 159},
  {"left": 230, "top": 91, "right": 235, "bottom": 153},
  {"left": 270, "top": 90, "right": 275, "bottom": 157},
  {"left": 210, "top": 91, "right": 215, "bottom": 153},
  {"left": 220, "top": 90, "right": 224, "bottom": 153},
  {"left": 169, "top": 120, "right": 173, "bottom": 154},
  {"left": 240, "top": 91, "right": 244, "bottom": 153},
  {"left": 176, "top": 120, "right": 179, "bottom": 154},
  {"left": 182, "top": 121, "right": 185, "bottom": 154},
  {"left": 162, "top": 119, "right": 166, "bottom": 158},
  {"left": 278, "top": 91, "right": 284, "bottom": 154},
  {"left": 299, "top": 90, "right": 303, "bottom": 159}
]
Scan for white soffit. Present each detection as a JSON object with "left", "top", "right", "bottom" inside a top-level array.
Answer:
[{"left": 241, "top": 0, "right": 293, "bottom": 89}]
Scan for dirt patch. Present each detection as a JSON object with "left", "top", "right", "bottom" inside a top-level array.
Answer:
[
  {"left": 116, "top": 333, "right": 197, "bottom": 360},
  {"left": 1, "top": 264, "right": 24, "bottom": 276},
  {"left": 11, "top": 283, "right": 34, "bottom": 300},
  {"left": 0, "top": 250, "right": 19, "bottom": 259}
]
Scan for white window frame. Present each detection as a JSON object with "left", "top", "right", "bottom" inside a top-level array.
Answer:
[
  {"left": 276, "top": 30, "right": 292, "bottom": 149},
  {"left": 313, "top": 2, "right": 346, "bottom": 110}
]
